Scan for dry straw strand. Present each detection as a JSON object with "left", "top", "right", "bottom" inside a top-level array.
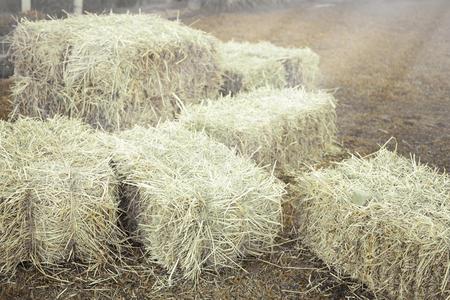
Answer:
[
  {"left": 0, "top": 117, "right": 124, "bottom": 275},
  {"left": 101, "top": 122, "right": 285, "bottom": 281},
  {"left": 9, "top": 14, "right": 222, "bottom": 131},
  {"left": 218, "top": 41, "right": 319, "bottom": 95},
  {"left": 179, "top": 87, "right": 336, "bottom": 173},
  {"left": 296, "top": 149, "right": 450, "bottom": 299}
]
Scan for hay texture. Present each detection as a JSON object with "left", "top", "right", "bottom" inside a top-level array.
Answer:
[
  {"left": 179, "top": 87, "right": 336, "bottom": 172},
  {"left": 297, "top": 149, "right": 450, "bottom": 299},
  {"left": 219, "top": 41, "right": 319, "bottom": 95},
  {"left": 104, "top": 123, "right": 284, "bottom": 280},
  {"left": 9, "top": 14, "right": 222, "bottom": 131},
  {"left": 0, "top": 117, "right": 123, "bottom": 275}
]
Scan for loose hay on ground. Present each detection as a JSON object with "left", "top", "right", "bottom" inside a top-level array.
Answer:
[
  {"left": 179, "top": 87, "right": 336, "bottom": 172},
  {"left": 218, "top": 41, "right": 319, "bottom": 95},
  {"left": 296, "top": 149, "right": 450, "bottom": 299},
  {"left": 9, "top": 14, "right": 222, "bottom": 131},
  {"left": 102, "top": 123, "right": 285, "bottom": 281},
  {"left": 0, "top": 117, "right": 123, "bottom": 275}
]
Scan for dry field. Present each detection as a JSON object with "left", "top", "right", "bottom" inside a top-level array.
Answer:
[{"left": 0, "top": 0, "right": 449, "bottom": 299}]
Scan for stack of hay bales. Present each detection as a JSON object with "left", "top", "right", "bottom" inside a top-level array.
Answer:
[
  {"left": 0, "top": 117, "right": 123, "bottom": 275},
  {"left": 296, "top": 149, "right": 450, "bottom": 299},
  {"left": 218, "top": 41, "right": 319, "bottom": 95},
  {"left": 0, "top": 79, "right": 12, "bottom": 120},
  {"left": 103, "top": 123, "right": 284, "bottom": 280},
  {"left": 179, "top": 87, "right": 336, "bottom": 172},
  {"left": 9, "top": 14, "right": 222, "bottom": 131}
]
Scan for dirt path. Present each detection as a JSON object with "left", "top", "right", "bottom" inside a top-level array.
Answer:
[{"left": 186, "top": 0, "right": 450, "bottom": 171}]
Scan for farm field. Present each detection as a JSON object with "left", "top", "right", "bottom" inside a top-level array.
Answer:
[{"left": 0, "top": 0, "right": 449, "bottom": 299}]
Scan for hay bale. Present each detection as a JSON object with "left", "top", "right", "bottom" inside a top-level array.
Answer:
[
  {"left": 0, "top": 117, "right": 123, "bottom": 275},
  {"left": 0, "top": 79, "right": 12, "bottom": 120},
  {"left": 104, "top": 123, "right": 284, "bottom": 280},
  {"left": 219, "top": 41, "right": 319, "bottom": 95},
  {"left": 296, "top": 149, "right": 450, "bottom": 299},
  {"left": 9, "top": 14, "right": 222, "bottom": 131},
  {"left": 179, "top": 87, "right": 336, "bottom": 172}
]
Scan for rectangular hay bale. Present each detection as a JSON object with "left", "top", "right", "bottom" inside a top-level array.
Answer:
[
  {"left": 296, "top": 149, "right": 450, "bottom": 299},
  {"left": 0, "top": 117, "right": 123, "bottom": 275},
  {"left": 9, "top": 14, "right": 222, "bottom": 131},
  {"left": 218, "top": 41, "right": 319, "bottom": 95},
  {"left": 103, "top": 122, "right": 285, "bottom": 281},
  {"left": 179, "top": 87, "right": 336, "bottom": 172}
]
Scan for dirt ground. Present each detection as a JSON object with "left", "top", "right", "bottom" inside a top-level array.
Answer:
[
  {"left": 0, "top": 0, "right": 449, "bottom": 299},
  {"left": 187, "top": 0, "right": 450, "bottom": 172}
]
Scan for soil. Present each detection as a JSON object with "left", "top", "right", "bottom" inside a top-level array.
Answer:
[
  {"left": 186, "top": 0, "right": 450, "bottom": 172},
  {"left": 0, "top": 0, "right": 449, "bottom": 299}
]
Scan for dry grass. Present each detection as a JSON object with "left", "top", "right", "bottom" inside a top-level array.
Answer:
[
  {"left": 179, "top": 87, "right": 336, "bottom": 173},
  {"left": 9, "top": 14, "right": 222, "bottom": 131},
  {"left": 218, "top": 41, "right": 319, "bottom": 95},
  {"left": 101, "top": 122, "right": 285, "bottom": 281},
  {"left": 0, "top": 117, "right": 124, "bottom": 276},
  {"left": 296, "top": 148, "right": 450, "bottom": 299}
]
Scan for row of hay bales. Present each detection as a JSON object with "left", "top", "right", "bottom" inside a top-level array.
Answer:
[
  {"left": 2, "top": 12, "right": 450, "bottom": 300},
  {"left": 1, "top": 13, "right": 331, "bottom": 282},
  {"left": 0, "top": 117, "right": 284, "bottom": 281},
  {"left": 1, "top": 119, "right": 448, "bottom": 297},
  {"left": 6, "top": 14, "right": 319, "bottom": 130},
  {"left": 9, "top": 14, "right": 222, "bottom": 131}
]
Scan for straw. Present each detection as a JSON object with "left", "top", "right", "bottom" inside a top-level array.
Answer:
[
  {"left": 180, "top": 87, "right": 336, "bottom": 173},
  {"left": 102, "top": 122, "right": 285, "bottom": 281},
  {"left": 219, "top": 41, "right": 319, "bottom": 95},
  {"left": 296, "top": 149, "right": 450, "bottom": 299},
  {"left": 0, "top": 117, "right": 124, "bottom": 275}
]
